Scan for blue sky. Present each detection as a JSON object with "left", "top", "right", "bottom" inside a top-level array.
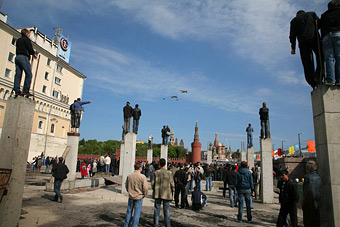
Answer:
[{"left": 2, "top": 0, "right": 327, "bottom": 152}]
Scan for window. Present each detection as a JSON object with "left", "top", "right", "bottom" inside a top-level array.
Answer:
[
  {"left": 47, "top": 58, "right": 51, "bottom": 66},
  {"left": 42, "top": 85, "right": 47, "bottom": 93},
  {"left": 44, "top": 72, "right": 49, "bottom": 80},
  {"left": 8, "top": 52, "right": 15, "bottom": 62},
  {"left": 38, "top": 121, "right": 43, "bottom": 129},
  {"left": 56, "top": 64, "right": 63, "bottom": 73},
  {"left": 52, "top": 90, "right": 59, "bottom": 99},
  {"left": 5, "top": 69, "right": 11, "bottom": 78},
  {"left": 11, "top": 37, "right": 16, "bottom": 45},
  {"left": 55, "top": 77, "right": 61, "bottom": 85},
  {"left": 50, "top": 124, "right": 55, "bottom": 134}
]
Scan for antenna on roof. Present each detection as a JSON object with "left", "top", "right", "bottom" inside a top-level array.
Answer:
[{"left": 53, "top": 26, "right": 63, "bottom": 45}]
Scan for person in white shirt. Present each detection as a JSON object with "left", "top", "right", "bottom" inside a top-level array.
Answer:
[{"left": 104, "top": 155, "right": 111, "bottom": 174}]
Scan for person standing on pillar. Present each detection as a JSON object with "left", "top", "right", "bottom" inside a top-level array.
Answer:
[
  {"left": 13, "top": 28, "right": 37, "bottom": 97},
  {"left": 290, "top": 10, "right": 324, "bottom": 89},
  {"left": 246, "top": 124, "right": 254, "bottom": 148},
  {"left": 148, "top": 135, "right": 153, "bottom": 149},
  {"left": 320, "top": 1, "right": 340, "bottom": 85},
  {"left": 71, "top": 98, "right": 92, "bottom": 131},
  {"left": 52, "top": 157, "right": 69, "bottom": 203},
  {"left": 174, "top": 163, "right": 188, "bottom": 209},
  {"left": 132, "top": 104, "right": 141, "bottom": 134},
  {"left": 302, "top": 160, "right": 322, "bottom": 227},
  {"left": 152, "top": 158, "right": 175, "bottom": 227},
  {"left": 104, "top": 154, "right": 111, "bottom": 174},
  {"left": 124, "top": 162, "right": 148, "bottom": 227},
  {"left": 123, "top": 102, "right": 133, "bottom": 134},
  {"left": 259, "top": 102, "right": 270, "bottom": 139},
  {"left": 161, "top": 126, "right": 167, "bottom": 145},
  {"left": 277, "top": 169, "right": 299, "bottom": 227}
]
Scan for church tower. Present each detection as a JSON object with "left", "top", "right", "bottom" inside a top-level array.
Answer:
[{"left": 191, "top": 121, "right": 202, "bottom": 163}]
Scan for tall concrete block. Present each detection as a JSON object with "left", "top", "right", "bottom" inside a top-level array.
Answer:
[
  {"left": 147, "top": 149, "right": 153, "bottom": 163},
  {"left": 311, "top": 85, "right": 340, "bottom": 227},
  {"left": 121, "top": 133, "right": 136, "bottom": 194},
  {"left": 0, "top": 97, "right": 35, "bottom": 227},
  {"left": 160, "top": 145, "right": 168, "bottom": 166},
  {"left": 247, "top": 146, "right": 255, "bottom": 170},
  {"left": 64, "top": 133, "right": 80, "bottom": 182},
  {"left": 207, "top": 150, "right": 212, "bottom": 164},
  {"left": 260, "top": 138, "right": 273, "bottom": 204},
  {"left": 240, "top": 151, "right": 246, "bottom": 162},
  {"left": 119, "top": 143, "right": 125, "bottom": 176}
]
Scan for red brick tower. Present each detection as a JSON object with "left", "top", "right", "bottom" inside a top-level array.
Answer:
[{"left": 191, "top": 121, "right": 202, "bottom": 163}]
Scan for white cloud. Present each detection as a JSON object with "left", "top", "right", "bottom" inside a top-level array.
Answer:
[{"left": 277, "top": 70, "right": 307, "bottom": 86}]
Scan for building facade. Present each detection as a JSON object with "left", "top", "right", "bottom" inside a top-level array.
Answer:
[{"left": 0, "top": 13, "right": 86, "bottom": 160}]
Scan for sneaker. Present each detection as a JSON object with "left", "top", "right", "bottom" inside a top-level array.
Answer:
[
  {"left": 60, "top": 196, "right": 63, "bottom": 203},
  {"left": 324, "top": 82, "right": 335, "bottom": 85}
]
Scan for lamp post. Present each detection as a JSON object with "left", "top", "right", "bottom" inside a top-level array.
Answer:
[
  {"left": 298, "top": 133, "right": 302, "bottom": 157},
  {"left": 281, "top": 140, "right": 285, "bottom": 154},
  {"left": 272, "top": 144, "right": 275, "bottom": 150}
]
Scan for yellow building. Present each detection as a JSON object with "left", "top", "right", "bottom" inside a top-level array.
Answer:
[{"left": 0, "top": 13, "right": 87, "bottom": 160}]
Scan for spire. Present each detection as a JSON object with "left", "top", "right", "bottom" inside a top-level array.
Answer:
[{"left": 194, "top": 121, "right": 199, "bottom": 141}]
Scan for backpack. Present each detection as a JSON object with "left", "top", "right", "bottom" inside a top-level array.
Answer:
[{"left": 70, "top": 103, "right": 75, "bottom": 112}]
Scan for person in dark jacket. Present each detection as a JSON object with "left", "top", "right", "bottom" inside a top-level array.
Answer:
[
  {"left": 123, "top": 102, "right": 133, "bottom": 135},
  {"left": 132, "top": 104, "right": 141, "bottom": 134},
  {"left": 277, "top": 169, "right": 299, "bottom": 227},
  {"left": 235, "top": 161, "right": 254, "bottom": 223},
  {"left": 174, "top": 163, "right": 188, "bottom": 208},
  {"left": 70, "top": 98, "right": 92, "bottom": 130},
  {"left": 227, "top": 165, "right": 238, "bottom": 207},
  {"left": 222, "top": 165, "right": 229, "bottom": 198},
  {"left": 302, "top": 160, "right": 322, "bottom": 227},
  {"left": 205, "top": 164, "right": 214, "bottom": 191},
  {"left": 290, "top": 10, "right": 324, "bottom": 89},
  {"left": 52, "top": 157, "right": 69, "bottom": 203},
  {"left": 191, "top": 186, "right": 207, "bottom": 211},
  {"left": 13, "top": 28, "right": 37, "bottom": 97},
  {"left": 161, "top": 125, "right": 170, "bottom": 145},
  {"left": 320, "top": 1, "right": 340, "bottom": 85},
  {"left": 259, "top": 102, "right": 270, "bottom": 139},
  {"left": 246, "top": 124, "right": 254, "bottom": 148}
]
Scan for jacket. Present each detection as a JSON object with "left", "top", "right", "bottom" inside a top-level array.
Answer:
[
  {"left": 16, "top": 35, "right": 35, "bottom": 57},
  {"left": 303, "top": 171, "right": 322, "bottom": 210},
  {"left": 52, "top": 162, "right": 69, "bottom": 181},
  {"left": 246, "top": 126, "right": 254, "bottom": 135},
  {"left": 290, "top": 12, "right": 319, "bottom": 50},
  {"left": 125, "top": 170, "right": 148, "bottom": 200},
  {"left": 123, "top": 105, "right": 133, "bottom": 119},
  {"left": 235, "top": 167, "right": 254, "bottom": 191},
  {"left": 73, "top": 100, "right": 91, "bottom": 111},
  {"left": 152, "top": 168, "right": 175, "bottom": 200},
  {"left": 192, "top": 189, "right": 207, "bottom": 204},
  {"left": 320, "top": 6, "right": 340, "bottom": 38},
  {"left": 205, "top": 167, "right": 214, "bottom": 178},
  {"left": 278, "top": 178, "right": 299, "bottom": 204},
  {"left": 132, "top": 107, "right": 142, "bottom": 120},
  {"left": 226, "top": 169, "right": 237, "bottom": 187},
  {"left": 174, "top": 169, "right": 188, "bottom": 186},
  {"left": 259, "top": 107, "right": 269, "bottom": 121}
]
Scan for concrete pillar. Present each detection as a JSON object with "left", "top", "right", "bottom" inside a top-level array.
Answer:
[
  {"left": 119, "top": 143, "right": 125, "bottom": 176},
  {"left": 311, "top": 85, "right": 340, "bottom": 226},
  {"left": 147, "top": 149, "right": 153, "bottom": 163},
  {"left": 121, "top": 133, "right": 136, "bottom": 194},
  {"left": 0, "top": 97, "right": 35, "bottom": 227},
  {"left": 240, "top": 151, "right": 246, "bottom": 162},
  {"left": 207, "top": 150, "right": 212, "bottom": 164},
  {"left": 260, "top": 138, "right": 273, "bottom": 204},
  {"left": 160, "top": 145, "right": 168, "bottom": 166},
  {"left": 247, "top": 146, "right": 255, "bottom": 170},
  {"left": 64, "top": 132, "right": 80, "bottom": 182}
]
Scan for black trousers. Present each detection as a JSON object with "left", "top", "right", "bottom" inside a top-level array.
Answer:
[
  {"left": 277, "top": 202, "right": 297, "bottom": 227},
  {"left": 223, "top": 181, "right": 227, "bottom": 198},
  {"left": 174, "top": 184, "right": 186, "bottom": 208},
  {"left": 299, "top": 38, "right": 324, "bottom": 88}
]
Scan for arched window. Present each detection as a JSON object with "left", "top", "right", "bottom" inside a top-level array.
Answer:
[
  {"left": 38, "top": 121, "right": 43, "bottom": 129},
  {"left": 50, "top": 124, "right": 55, "bottom": 133}
]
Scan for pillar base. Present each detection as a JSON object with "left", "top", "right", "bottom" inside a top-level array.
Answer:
[
  {"left": 147, "top": 149, "right": 153, "bottom": 163},
  {"left": 247, "top": 146, "right": 255, "bottom": 170},
  {"left": 260, "top": 138, "right": 273, "bottom": 204},
  {"left": 207, "top": 150, "right": 212, "bottom": 164},
  {"left": 160, "top": 145, "right": 168, "bottom": 166},
  {"left": 121, "top": 133, "right": 136, "bottom": 194}
]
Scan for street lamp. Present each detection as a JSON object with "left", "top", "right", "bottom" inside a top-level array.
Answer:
[
  {"left": 298, "top": 133, "right": 302, "bottom": 157},
  {"left": 281, "top": 140, "right": 285, "bottom": 153},
  {"left": 272, "top": 144, "right": 275, "bottom": 150}
]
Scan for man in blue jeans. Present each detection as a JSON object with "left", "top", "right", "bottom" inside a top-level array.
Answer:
[
  {"left": 246, "top": 124, "right": 254, "bottom": 148},
  {"left": 235, "top": 161, "right": 254, "bottom": 223},
  {"left": 321, "top": 1, "right": 340, "bottom": 85},
  {"left": 13, "top": 28, "right": 37, "bottom": 97},
  {"left": 205, "top": 164, "right": 214, "bottom": 191},
  {"left": 52, "top": 157, "right": 69, "bottom": 203},
  {"left": 124, "top": 162, "right": 148, "bottom": 227}
]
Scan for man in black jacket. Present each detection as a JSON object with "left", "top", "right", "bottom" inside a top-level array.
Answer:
[
  {"left": 320, "top": 1, "right": 340, "bottom": 85},
  {"left": 290, "top": 10, "right": 324, "bottom": 89},
  {"left": 277, "top": 169, "right": 299, "bottom": 227},
  {"left": 132, "top": 104, "right": 141, "bottom": 134},
  {"left": 227, "top": 165, "right": 238, "bottom": 207},
  {"left": 13, "top": 28, "right": 37, "bottom": 97},
  {"left": 259, "top": 102, "right": 270, "bottom": 139},
  {"left": 174, "top": 163, "right": 188, "bottom": 208},
  {"left": 123, "top": 102, "right": 133, "bottom": 135},
  {"left": 52, "top": 157, "right": 69, "bottom": 203},
  {"left": 191, "top": 187, "right": 207, "bottom": 211}
]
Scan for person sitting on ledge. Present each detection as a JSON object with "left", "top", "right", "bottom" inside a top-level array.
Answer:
[{"left": 191, "top": 186, "right": 207, "bottom": 211}]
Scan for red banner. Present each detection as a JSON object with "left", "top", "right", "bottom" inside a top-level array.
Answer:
[{"left": 307, "top": 141, "right": 316, "bottom": 152}]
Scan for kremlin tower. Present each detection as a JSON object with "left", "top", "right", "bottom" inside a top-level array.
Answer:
[{"left": 191, "top": 121, "right": 202, "bottom": 163}]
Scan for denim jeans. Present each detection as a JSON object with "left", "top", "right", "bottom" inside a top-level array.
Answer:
[
  {"left": 74, "top": 111, "right": 82, "bottom": 128},
  {"left": 154, "top": 199, "right": 170, "bottom": 227},
  {"left": 323, "top": 32, "right": 340, "bottom": 83},
  {"left": 162, "top": 135, "right": 169, "bottom": 145},
  {"left": 229, "top": 187, "right": 237, "bottom": 207},
  {"left": 133, "top": 119, "right": 139, "bottom": 134},
  {"left": 124, "top": 198, "right": 144, "bottom": 227},
  {"left": 54, "top": 179, "right": 63, "bottom": 199},
  {"left": 195, "top": 180, "right": 202, "bottom": 191},
  {"left": 247, "top": 134, "right": 253, "bottom": 147},
  {"left": 124, "top": 118, "right": 131, "bottom": 133},
  {"left": 190, "top": 177, "right": 194, "bottom": 190},
  {"left": 261, "top": 120, "right": 268, "bottom": 139},
  {"left": 206, "top": 177, "right": 212, "bottom": 191},
  {"left": 45, "top": 164, "right": 50, "bottom": 173},
  {"left": 237, "top": 189, "right": 252, "bottom": 222},
  {"left": 105, "top": 164, "right": 110, "bottom": 174},
  {"left": 14, "top": 55, "right": 32, "bottom": 93}
]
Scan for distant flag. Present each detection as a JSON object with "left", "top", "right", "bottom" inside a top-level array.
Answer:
[
  {"left": 289, "top": 146, "right": 295, "bottom": 155},
  {"left": 278, "top": 148, "right": 282, "bottom": 156},
  {"left": 272, "top": 150, "right": 275, "bottom": 157},
  {"left": 307, "top": 141, "right": 316, "bottom": 152},
  {"left": 294, "top": 144, "right": 299, "bottom": 150},
  {"left": 257, "top": 154, "right": 260, "bottom": 160}
]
